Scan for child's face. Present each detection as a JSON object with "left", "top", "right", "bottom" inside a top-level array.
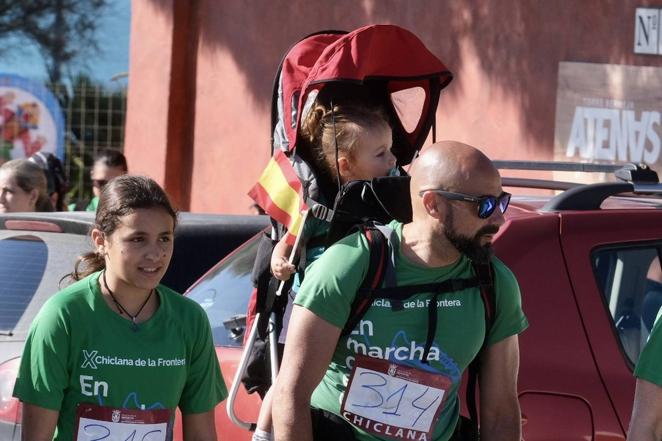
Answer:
[
  {"left": 94, "top": 207, "right": 175, "bottom": 296},
  {"left": 343, "top": 125, "right": 395, "bottom": 182}
]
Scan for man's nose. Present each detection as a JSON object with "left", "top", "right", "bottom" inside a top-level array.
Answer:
[{"left": 488, "top": 206, "right": 506, "bottom": 227}]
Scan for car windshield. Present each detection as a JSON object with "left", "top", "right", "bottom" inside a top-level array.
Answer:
[{"left": 187, "top": 236, "right": 259, "bottom": 347}]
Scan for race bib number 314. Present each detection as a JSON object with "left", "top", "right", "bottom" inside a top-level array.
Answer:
[
  {"left": 75, "top": 403, "right": 172, "bottom": 441},
  {"left": 340, "top": 355, "right": 451, "bottom": 441}
]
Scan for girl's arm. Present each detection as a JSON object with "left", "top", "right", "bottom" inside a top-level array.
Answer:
[
  {"left": 21, "top": 403, "right": 59, "bottom": 441},
  {"left": 271, "top": 237, "right": 296, "bottom": 281}
]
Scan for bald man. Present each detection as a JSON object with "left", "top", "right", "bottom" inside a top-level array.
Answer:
[{"left": 273, "top": 141, "right": 528, "bottom": 441}]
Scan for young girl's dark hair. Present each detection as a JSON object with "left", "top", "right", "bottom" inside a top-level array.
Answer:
[{"left": 71, "top": 175, "right": 178, "bottom": 281}]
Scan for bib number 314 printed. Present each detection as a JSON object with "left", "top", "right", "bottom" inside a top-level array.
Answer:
[
  {"left": 340, "top": 355, "right": 451, "bottom": 441},
  {"left": 75, "top": 403, "right": 172, "bottom": 441}
]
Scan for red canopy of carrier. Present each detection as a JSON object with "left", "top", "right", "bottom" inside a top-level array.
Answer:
[{"left": 279, "top": 24, "right": 452, "bottom": 165}]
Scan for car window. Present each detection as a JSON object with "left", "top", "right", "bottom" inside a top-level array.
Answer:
[
  {"left": 0, "top": 235, "right": 48, "bottom": 333},
  {"left": 0, "top": 230, "right": 93, "bottom": 340},
  {"left": 593, "top": 244, "right": 661, "bottom": 366},
  {"left": 187, "top": 236, "right": 259, "bottom": 347}
]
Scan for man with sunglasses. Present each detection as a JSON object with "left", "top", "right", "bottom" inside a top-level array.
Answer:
[
  {"left": 69, "top": 149, "right": 128, "bottom": 211},
  {"left": 274, "top": 141, "right": 528, "bottom": 441}
]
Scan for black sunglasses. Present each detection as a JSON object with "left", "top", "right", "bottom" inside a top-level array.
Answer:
[
  {"left": 419, "top": 189, "right": 511, "bottom": 219},
  {"left": 92, "top": 179, "right": 108, "bottom": 188}
]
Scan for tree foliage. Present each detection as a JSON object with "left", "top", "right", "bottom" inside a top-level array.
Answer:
[{"left": 0, "top": 0, "right": 109, "bottom": 84}]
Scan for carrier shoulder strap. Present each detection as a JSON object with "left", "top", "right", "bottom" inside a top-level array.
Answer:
[
  {"left": 340, "top": 225, "right": 389, "bottom": 337},
  {"left": 465, "top": 260, "right": 497, "bottom": 440}
]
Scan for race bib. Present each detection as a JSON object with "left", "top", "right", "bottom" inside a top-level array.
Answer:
[
  {"left": 75, "top": 403, "right": 172, "bottom": 441},
  {"left": 340, "top": 355, "right": 451, "bottom": 441}
]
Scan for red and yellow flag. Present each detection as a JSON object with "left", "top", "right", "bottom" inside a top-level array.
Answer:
[{"left": 248, "top": 150, "right": 308, "bottom": 244}]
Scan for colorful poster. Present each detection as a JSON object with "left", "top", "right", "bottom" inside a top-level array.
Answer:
[
  {"left": 554, "top": 62, "right": 662, "bottom": 169},
  {"left": 0, "top": 73, "right": 65, "bottom": 163}
]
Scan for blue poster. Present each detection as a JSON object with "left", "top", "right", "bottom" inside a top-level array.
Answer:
[{"left": 0, "top": 74, "right": 65, "bottom": 162}]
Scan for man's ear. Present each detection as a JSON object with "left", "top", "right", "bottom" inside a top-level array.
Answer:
[
  {"left": 422, "top": 192, "right": 444, "bottom": 220},
  {"left": 91, "top": 228, "right": 105, "bottom": 254}
]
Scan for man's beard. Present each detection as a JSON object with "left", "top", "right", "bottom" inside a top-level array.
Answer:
[{"left": 443, "top": 209, "right": 499, "bottom": 263}]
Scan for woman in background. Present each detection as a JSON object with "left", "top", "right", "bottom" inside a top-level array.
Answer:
[{"left": 0, "top": 158, "right": 52, "bottom": 212}]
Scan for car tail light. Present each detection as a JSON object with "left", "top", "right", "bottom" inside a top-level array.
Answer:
[
  {"left": 4, "top": 220, "right": 62, "bottom": 233},
  {"left": 0, "top": 357, "right": 21, "bottom": 425}
]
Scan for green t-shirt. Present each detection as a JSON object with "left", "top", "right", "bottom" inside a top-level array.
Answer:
[
  {"left": 85, "top": 196, "right": 99, "bottom": 212},
  {"left": 67, "top": 196, "right": 98, "bottom": 212},
  {"left": 294, "top": 221, "right": 528, "bottom": 441},
  {"left": 635, "top": 312, "right": 662, "bottom": 385},
  {"left": 13, "top": 271, "right": 227, "bottom": 440}
]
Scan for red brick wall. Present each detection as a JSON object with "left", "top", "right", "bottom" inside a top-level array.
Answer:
[{"left": 126, "top": 0, "right": 662, "bottom": 212}]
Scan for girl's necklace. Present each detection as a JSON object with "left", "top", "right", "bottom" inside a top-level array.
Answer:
[{"left": 102, "top": 270, "right": 154, "bottom": 332}]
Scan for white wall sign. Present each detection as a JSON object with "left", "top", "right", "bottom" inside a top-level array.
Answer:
[
  {"left": 554, "top": 62, "right": 662, "bottom": 174},
  {"left": 635, "top": 7, "right": 660, "bottom": 54}
]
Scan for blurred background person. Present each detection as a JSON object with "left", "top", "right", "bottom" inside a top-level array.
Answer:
[
  {"left": 70, "top": 148, "right": 128, "bottom": 211},
  {"left": 29, "top": 151, "right": 69, "bottom": 211},
  {"left": 0, "top": 158, "right": 53, "bottom": 212}
]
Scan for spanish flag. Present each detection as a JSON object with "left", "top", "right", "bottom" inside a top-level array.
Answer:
[{"left": 248, "top": 150, "right": 308, "bottom": 245}]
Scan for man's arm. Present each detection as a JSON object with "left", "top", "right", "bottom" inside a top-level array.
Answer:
[
  {"left": 21, "top": 403, "right": 59, "bottom": 441},
  {"left": 182, "top": 409, "right": 217, "bottom": 441},
  {"left": 272, "top": 305, "right": 341, "bottom": 441},
  {"left": 477, "top": 335, "right": 521, "bottom": 441},
  {"left": 627, "top": 378, "right": 662, "bottom": 441}
]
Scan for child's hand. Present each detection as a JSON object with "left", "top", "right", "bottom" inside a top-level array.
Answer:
[{"left": 271, "top": 256, "right": 296, "bottom": 281}]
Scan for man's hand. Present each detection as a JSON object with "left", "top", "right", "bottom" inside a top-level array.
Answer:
[
  {"left": 627, "top": 378, "right": 662, "bottom": 441},
  {"left": 478, "top": 335, "right": 522, "bottom": 441}
]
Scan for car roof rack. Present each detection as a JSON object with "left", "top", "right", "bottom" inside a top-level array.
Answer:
[
  {"left": 494, "top": 160, "right": 625, "bottom": 173},
  {"left": 538, "top": 163, "right": 662, "bottom": 211},
  {"left": 496, "top": 160, "right": 625, "bottom": 192}
]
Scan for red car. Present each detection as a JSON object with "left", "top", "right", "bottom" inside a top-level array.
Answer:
[{"left": 181, "top": 162, "right": 662, "bottom": 441}]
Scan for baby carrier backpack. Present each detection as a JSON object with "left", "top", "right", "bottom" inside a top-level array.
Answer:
[{"left": 226, "top": 24, "right": 502, "bottom": 439}]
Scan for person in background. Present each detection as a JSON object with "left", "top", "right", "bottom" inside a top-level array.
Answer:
[
  {"left": 29, "top": 151, "right": 69, "bottom": 211},
  {"left": 627, "top": 256, "right": 662, "bottom": 441},
  {"left": 13, "top": 175, "right": 226, "bottom": 441},
  {"left": 0, "top": 158, "right": 52, "bottom": 212},
  {"left": 70, "top": 148, "right": 128, "bottom": 211},
  {"left": 628, "top": 313, "right": 662, "bottom": 440}
]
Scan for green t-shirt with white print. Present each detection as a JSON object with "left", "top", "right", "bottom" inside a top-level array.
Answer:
[
  {"left": 294, "top": 221, "right": 528, "bottom": 441},
  {"left": 13, "top": 271, "right": 227, "bottom": 440}
]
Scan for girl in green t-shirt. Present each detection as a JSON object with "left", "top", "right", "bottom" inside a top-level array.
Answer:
[{"left": 14, "top": 175, "right": 226, "bottom": 441}]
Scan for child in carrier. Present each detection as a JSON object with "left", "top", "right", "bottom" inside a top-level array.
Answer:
[{"left": 253, "top": 100, "right": 397, "bottom": 441}]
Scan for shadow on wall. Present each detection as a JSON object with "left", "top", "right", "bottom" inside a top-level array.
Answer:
[{"left": 148, "top": 0, "right": 661, "bottom": 146}]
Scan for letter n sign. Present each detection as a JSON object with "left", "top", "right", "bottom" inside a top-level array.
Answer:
[{"left": 635, "top": 8, "right": 660, "bottom": 54}]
